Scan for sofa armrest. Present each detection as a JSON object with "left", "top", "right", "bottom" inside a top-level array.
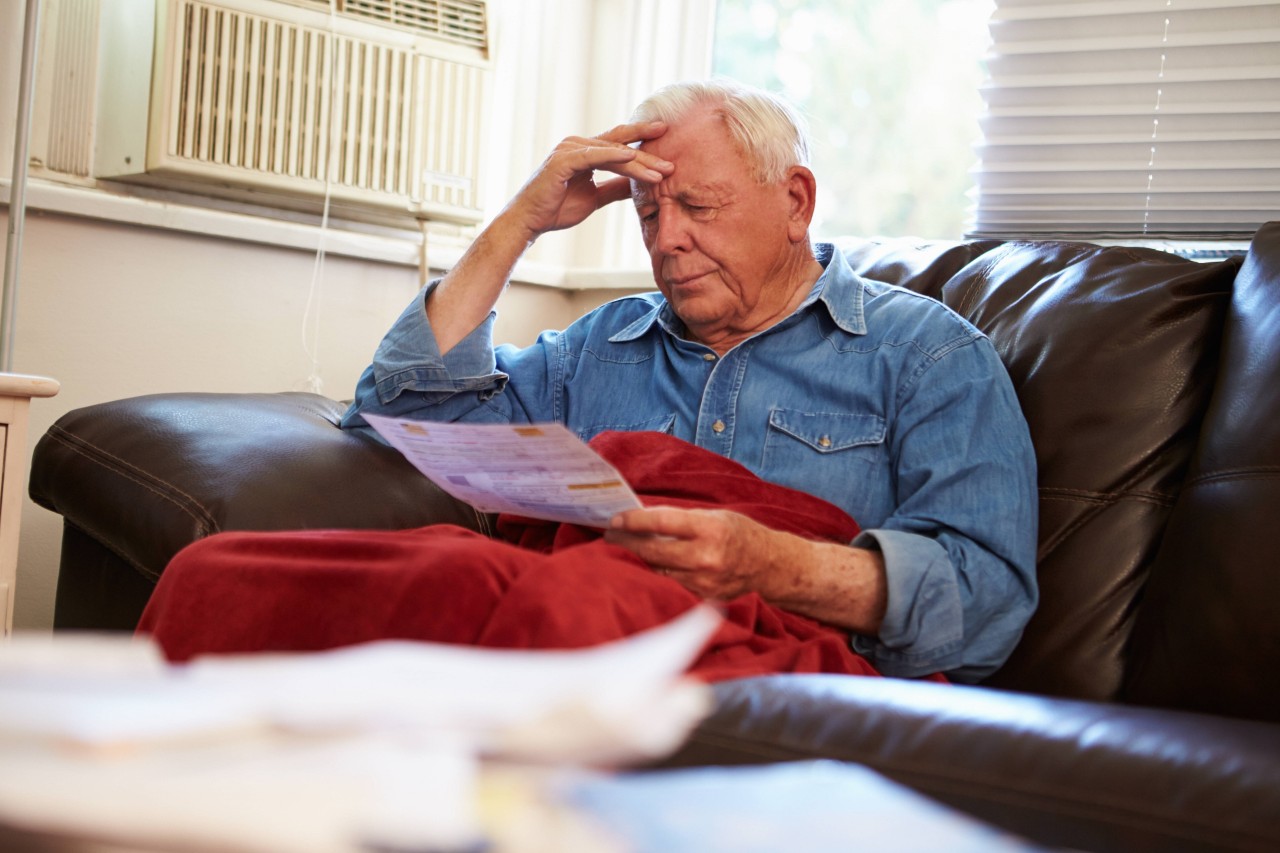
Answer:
[
  {"left": 653, "top": 675, "right": 1280, "bottom": 853},
  {"left": 30, "top": 392, "right": 493, "bottom": 587}
]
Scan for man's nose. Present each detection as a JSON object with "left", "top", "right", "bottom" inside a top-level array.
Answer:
[{"left": 653, "top": 208, "right": 691, "bottom": 254}]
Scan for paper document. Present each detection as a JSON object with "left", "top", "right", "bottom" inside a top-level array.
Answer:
[
  {"left": 0, "top": 607, "right": 721, "bottom": 853},
  {"left": 363, "top": 415, "right": 643, "bottom": 527}
]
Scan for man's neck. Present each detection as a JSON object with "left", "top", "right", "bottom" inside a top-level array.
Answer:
[{"left": 694, "top": 251, "right": 826, "bottom": 356}]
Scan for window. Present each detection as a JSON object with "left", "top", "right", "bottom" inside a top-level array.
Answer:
[
  {"left": 971, "top": 0, "right": 1280, "bottom": 242},
  {"left": 713, "top": 0, "right": 996, "bottom": 240}
]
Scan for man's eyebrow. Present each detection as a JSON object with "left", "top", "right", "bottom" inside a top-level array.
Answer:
[
  {"left": 676, "top": 187, "right": 725, "bottom": 204},
  {"left": 632, "top": 182, "right": 731, "bottom": 205}
]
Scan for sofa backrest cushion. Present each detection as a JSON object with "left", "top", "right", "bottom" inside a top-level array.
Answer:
[
  {"left": 1125, "top": 221, "right": 1280, "bottom": 722},
  {"left": 940, "top": 244, "right": 1240, "bottom": 702},
  {"left": 836, "top": 236, "right": 1001, "bottom": 299},
  {"left": 847, "top": 239, "right": 1239, "bottom": 702}
]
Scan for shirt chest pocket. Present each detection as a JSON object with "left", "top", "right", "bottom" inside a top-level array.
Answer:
[
  {"left": 767, "top": 409, "right": 885, "bottom": 451},
  {"left": 763, "top": 409, "right": 889, "bottom": 492}
]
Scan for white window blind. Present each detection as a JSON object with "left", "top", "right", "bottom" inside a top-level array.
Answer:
[{"left": 969, "top": 0, "right": 1280, "bottom": 240}]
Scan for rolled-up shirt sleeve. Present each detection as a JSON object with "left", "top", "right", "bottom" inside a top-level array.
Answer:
[
  {"left": 341, "top": 281, "right": 512, "bottom": 433},
  {"left": 850, "top": 529, "right": 965, "bottom": 675}
]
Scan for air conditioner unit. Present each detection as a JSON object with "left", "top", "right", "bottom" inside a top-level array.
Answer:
[{"left": 95, "top": 0, "right": 490, "bottom": 225}]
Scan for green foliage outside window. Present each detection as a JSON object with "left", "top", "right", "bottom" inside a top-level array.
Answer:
[{"left": 714, "top": 0, "right": 993, "bottom": 240}]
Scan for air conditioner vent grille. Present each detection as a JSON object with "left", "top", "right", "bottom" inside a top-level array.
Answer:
[
  {"left": 148, "top": 0, "right": 485, "bottom": 222},
  {"left": 296, "top": 0, "right": 488, "bottom": 51},
  {"left": 172, "top": 3, "right": 411, "bottom": 191}
]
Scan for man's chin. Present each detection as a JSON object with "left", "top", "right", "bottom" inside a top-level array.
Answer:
[
  {"left": 668, "top": 297, "right": 727, "bottom": 333},
  {"left": 661, "top": 277, "right": 729, "bottom": 322}
]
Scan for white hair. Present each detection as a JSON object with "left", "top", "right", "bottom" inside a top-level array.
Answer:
[{"left": 631, "top": 79, "right": 812, "bottom": 184}]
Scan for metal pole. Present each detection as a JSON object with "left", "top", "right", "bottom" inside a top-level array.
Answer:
[{"left": 1, "top": 0, "right": 44, "bottom": 374}]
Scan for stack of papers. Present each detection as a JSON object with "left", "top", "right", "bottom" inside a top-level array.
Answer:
[{"left": 0, "top": 607, "right": 720, "bottom": 852}]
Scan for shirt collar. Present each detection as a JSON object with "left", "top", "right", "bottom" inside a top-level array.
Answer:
[
  {"left": 608, "top": 241, "right": 867, "bottom": 343},
  {"left": 813, "top": 243, "right": 868, "bottom": 336}
]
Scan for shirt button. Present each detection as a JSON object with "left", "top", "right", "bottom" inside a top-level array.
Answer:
[
  {"left": 703, "top": 353, "right": 716, "bottom": 362},
  {"left": 712, "top": 419, "right": 726, "bottom": 433},
  {"left": 819, "top": 435, "right": 832, "bottom": 448}
]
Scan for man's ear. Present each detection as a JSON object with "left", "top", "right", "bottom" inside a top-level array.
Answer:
[{"left": 784, "top": 166, "right": 818, "bottom": 242}]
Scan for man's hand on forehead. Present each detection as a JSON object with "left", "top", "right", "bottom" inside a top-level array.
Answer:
[
  {"left": 556, "top": 121, "right": 673, "bottom": 188},
  {"left": 502, "top": 121, "right": 673, "bottom": 239}
]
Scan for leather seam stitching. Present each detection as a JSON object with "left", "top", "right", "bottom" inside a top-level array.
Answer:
[
  {"left": 1036, "top": 481, "right": 1178, "bottom": 559},
  {"left": 1188, "top": 466, "right": 1280, "bottom": 486},
  {"left": 1039, "top": 488, "right": 1176, "bottom": 507},
  {"left": 43, "top": 427, "right": 220, "bottom": 534}
]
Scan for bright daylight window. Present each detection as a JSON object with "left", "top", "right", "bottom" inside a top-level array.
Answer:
[{"left": 713, "top": 0, "right": 995, "bottom": 240}]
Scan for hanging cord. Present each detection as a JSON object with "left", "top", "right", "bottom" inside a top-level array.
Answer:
[{"left": 300, "top": 0, "right": 341, "bottom": 395}]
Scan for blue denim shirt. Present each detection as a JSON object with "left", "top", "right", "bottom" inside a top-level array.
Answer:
[{"left": 341, "top": 244, "right": 1038, "bottom": 681}]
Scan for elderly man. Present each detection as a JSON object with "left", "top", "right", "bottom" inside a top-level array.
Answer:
[{"left": 335, "top": 79, "right": 1038, "bottom": 682}]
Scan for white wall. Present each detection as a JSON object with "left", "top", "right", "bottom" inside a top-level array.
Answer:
[{"left": 1, "top": 0, "right": 713, "bottom": 631}]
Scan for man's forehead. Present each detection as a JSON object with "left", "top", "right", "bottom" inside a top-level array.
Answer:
[
  {"left": 636, "top": 108, "right": 740, "bottom": 164},
  {"left": 630, "top": 176, "right": 731, "bottom": 205}
]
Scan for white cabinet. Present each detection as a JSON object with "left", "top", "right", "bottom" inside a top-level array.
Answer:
[{"left": 0, "top": 374, "right": 59, "bottom": 634}]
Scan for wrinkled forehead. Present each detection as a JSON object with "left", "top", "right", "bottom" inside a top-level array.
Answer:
[
  {"left": 630, "top": 173, "right": 735, "bottom": 208},
  {"left": 629, "top": 176, "right": 670, "bottom": 209},
  {"left": 630, "top": 119, "right": 751, "bottom": 206}
]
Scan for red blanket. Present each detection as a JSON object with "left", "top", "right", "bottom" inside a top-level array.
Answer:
[{"left": 138, "top": 431, "right": 891, "bottom": 681}]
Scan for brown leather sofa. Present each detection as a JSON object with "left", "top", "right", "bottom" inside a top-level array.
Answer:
[{"left": 29, "top": 222, "right": 1280, "bottom": 852}]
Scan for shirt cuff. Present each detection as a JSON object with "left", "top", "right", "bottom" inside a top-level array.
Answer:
[
  {"left": 371, "top": 280, "right": 504, "bottom": 405},
  {"left": 850, "top": 528, "right": 965, "bottom": 678}
]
